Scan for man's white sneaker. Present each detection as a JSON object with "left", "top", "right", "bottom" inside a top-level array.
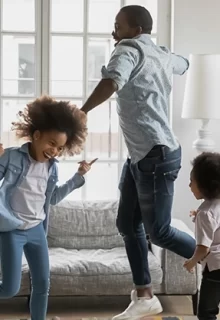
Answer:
[{"left": 112, "top": 290, "right": 163, "bottom": 320}]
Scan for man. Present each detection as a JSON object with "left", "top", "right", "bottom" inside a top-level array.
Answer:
[{"left": 81, "top": 5, "right": 196, "bottom": 320}]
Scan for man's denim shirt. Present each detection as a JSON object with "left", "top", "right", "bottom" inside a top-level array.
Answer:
[{"left": 0, "top": 143, "right": 85, "bottom": 233}]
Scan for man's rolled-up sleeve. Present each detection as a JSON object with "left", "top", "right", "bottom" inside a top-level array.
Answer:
[
  {"left": 101, "top": 45, "right": 138, "bottom": 91},
  {"left": 171, "top": 53, "right": 189, "bottom": 75}
]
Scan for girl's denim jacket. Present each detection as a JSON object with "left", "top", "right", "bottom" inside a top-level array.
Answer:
[{"left": 0, "top": 143, "right": 85, "bottom": 233}]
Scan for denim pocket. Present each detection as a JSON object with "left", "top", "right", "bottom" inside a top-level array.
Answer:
[
  {"left": 4, "top": 164, "right": 22, "bottom": 184},
  {"left": 137, "top": 159, "right": 155, "bottom": 175},
  {"left": 163, "top": 167, "right": 181, "bottom": 195}
]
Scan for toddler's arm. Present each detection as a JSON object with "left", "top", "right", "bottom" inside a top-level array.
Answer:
[{"left": 184, "top": 210, "right": 217, "bottom": 272}]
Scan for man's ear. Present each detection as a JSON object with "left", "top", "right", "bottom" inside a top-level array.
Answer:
[{"left": 136, "top": 26, "right": 142, "bottom": 35}]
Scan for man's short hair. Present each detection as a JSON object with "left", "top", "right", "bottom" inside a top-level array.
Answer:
[{"left": 120, "top": 5, "right": 153, "bottom": 34}]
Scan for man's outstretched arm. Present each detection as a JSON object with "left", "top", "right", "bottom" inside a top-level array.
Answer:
[
  {"left": 81, "top": 79, "right": 117, "bottom": 114},
  {"left": 81, "top": 44, "right": 137, "bottom": 114}
]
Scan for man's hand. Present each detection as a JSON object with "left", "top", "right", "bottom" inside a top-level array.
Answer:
[
  {"left": 0, "top": 143, "right": 4, "bottom": 156},
  {"left": 77, "top": 158, "right": 98, "bottom": 176},
  {"left": 184, "top": 258, "right": 196, "bottom": 273}
]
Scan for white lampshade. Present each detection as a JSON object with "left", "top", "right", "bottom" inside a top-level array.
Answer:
[{"left": 182, "top": 54, "right": 220, "bottom": 119}]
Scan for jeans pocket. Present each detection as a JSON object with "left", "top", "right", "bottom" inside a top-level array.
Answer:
[
  {"left": 137, "top": 158, "right": 155, "bottom": 175},
  {"left": 163, "top": 167, "right": 181, "bottom": 195}
]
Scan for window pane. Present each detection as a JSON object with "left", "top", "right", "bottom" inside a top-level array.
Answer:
[
  {"left": 1, "top": 99, "right": 29, "bottom": 147},
  {"left": 2, "top": 0, "right": 35, "bottom": 32},
  {"left": 86, "top": 101, "right": 118, "bottom": 160},
  {"left": 57, "top": 100, "right": 83, "bottom": 161},
  {"left": 51, "top": 0, "right": 83, "bottom": 32},
  {"left": 86, "top": 163, "right": 118, "bottom": 200},
  {"left": 88, "top": 0, "right": 120, "bottom": 33},
  {"left": 88, "top": 38, "right": 114, "bottom": 95},
  {"left": 2, "top": 36, "right": 35, "bottom": 97},
  {"left": 57, "top": 162, "right": 82, "bottom": 200},
  {"left": 50, "top": 37, "right": 83, "bottom": 97},
  {"left": 125, "top": 0, "right": 158, "bottom": 33}
]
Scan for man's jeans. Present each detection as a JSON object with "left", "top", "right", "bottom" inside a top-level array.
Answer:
[{"left": 116, "top": 145, "right": 196, "bottom": 287}]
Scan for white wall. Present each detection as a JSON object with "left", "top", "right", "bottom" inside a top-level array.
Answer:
[{"left": 171, "top": 0, "right": 220, "bottom": 228}]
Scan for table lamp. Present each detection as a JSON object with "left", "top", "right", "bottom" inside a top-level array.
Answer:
[{"left": 182, "top": 54, "right": 220, "bottom": 153}]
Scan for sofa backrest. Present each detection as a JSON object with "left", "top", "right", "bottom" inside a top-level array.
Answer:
[{"left": 47, "top": 200, "right": 124, "bottom": 249}]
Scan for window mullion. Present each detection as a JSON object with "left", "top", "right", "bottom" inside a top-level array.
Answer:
[
  {"left": 41, "top": 0, "right": 50, "bottom": 95},
  {"left": 0, "top": 0, "right": 2, "bottom": 139},
  {"left": 0, "top": 30, "right": 35, "bottom": 36},
  {"left": 116, "top": 0, "right": 125, "bottom": 187},
  {"left": 35, "top": 0, "right": 42, "bottom": 97},
  {"left": 157, "top": 0, "right": 171, "bottom": 47},
  {"left": 82, "top": 0, "right": 89, "bottom": 201},
  {"left": 83, "top": 0, "right": 88, "bottom": 101}
]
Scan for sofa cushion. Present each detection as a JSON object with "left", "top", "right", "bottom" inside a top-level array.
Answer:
[
  {"left": 48, "top": 200, "right": 124, "bottom": 249},
  {"left": 48, "top": 247, "right": 163, "bottom": 295}
]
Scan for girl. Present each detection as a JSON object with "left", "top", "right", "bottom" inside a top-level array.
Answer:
[
  {"left": 184, "top": 152, "right": 220, "bottom": 320},
  {"left": 0, "top": 96, "right": 96, "bottom": 320}
]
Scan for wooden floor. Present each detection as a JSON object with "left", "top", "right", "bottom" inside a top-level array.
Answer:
[{"left": 0, "top": 295, "right": 194, "bottom": 319}]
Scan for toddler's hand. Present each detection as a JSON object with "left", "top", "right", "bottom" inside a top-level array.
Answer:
[
  {"left": 0, "top": 143, "right": 4, "bottom": 156},
  {"left": 77, "top": 158, "right": 98, "bottom": 176},
  {"left": 190, "top": 210, "right": 198, "bottom": 222},
  {"left": 184, "top": 259, "right": 196, "bottom": 273}
]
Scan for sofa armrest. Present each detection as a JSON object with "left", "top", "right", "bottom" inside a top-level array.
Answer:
[
  {"left": 162, "top": 246, "right": 201, "bottom": 294},
  {"left": 151, "top": 218, "right": 202, "bottom": 295}
]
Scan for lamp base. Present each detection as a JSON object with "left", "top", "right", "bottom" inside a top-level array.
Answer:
[{"left": 193, "top": 119, "right": 215, "bottom": 153}]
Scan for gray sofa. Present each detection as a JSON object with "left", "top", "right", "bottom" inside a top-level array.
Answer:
[{"left": 14, "top": 200, "right": 201, "bottom": 314}]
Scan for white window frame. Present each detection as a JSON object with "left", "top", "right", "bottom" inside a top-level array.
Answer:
[{"left": 0, "top": 0, "right": 171, "bottom": 200}]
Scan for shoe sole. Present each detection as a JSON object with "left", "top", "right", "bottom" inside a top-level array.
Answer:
[{"left": 114, "top": 305, "right": 163, "bottom": 320}]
